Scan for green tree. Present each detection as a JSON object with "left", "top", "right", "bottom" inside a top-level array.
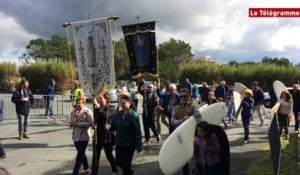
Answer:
[
  {"left": 261, "top": 56, "right": 292, "bottom": 66},
  {"left": 158, "top": 38, "right": 193, "bottom": 82},
  {"left": 24, "top": 35, "right": 75, "bottom": 62},
  {"left": 113, "top": 38, "right": 130, "bottom": 80}
]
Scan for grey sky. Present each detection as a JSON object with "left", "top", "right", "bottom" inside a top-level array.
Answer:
[{"left": 0, "top": 0, "right": 300, "bottom": 64}]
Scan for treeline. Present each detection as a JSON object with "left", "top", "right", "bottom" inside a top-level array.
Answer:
[
  {"left": 0, "top": 62, "right": 73, "bottom": 93},
  {"left": 179, "top": 60, "right": 300, "bottom": 90}
]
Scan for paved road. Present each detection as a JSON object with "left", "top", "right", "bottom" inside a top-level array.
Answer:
[{"left": 0, "top": 105, "right": 273, "bottom": 175}]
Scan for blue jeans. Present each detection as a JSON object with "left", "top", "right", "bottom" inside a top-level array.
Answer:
[
  {"left": 73, "top": 141, "right": 89, "bottom": 175},
  {"left": 0, "top": 142, "right": 5, "bottom": 157},
  {"left": 45, "top": 100, "right": 54, "bottom": 116},
  {"left": 17, "top": 113, "right": 29, "bottom": 136},
  {"left": 242, "top": 116, "right": 251, "bottom": 140}
]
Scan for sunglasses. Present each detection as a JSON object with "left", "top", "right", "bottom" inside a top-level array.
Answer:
[{"left": 180, "top": 95, "right": 188, "bottom": 99}]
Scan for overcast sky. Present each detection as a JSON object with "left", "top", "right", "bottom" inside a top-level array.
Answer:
[{"left": 1, "top": 0, "right": 300, "bottom": 64}]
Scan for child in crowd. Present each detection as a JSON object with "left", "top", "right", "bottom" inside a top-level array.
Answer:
[{"left": 193, "top": 121, "right": 221, "bottom": 175}]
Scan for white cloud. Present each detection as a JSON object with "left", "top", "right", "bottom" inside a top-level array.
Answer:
[{"left": 0, "top": 12, "right": 38, "bottom": 63}]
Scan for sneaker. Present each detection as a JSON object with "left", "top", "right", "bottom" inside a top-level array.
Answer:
[
  {"left": 23, "top": 134, "right": 30, "bottom": 139},
  {"left": 156, "top": 135, "right": 161, "bottom": 143},
  {"left": 0, "top": 155, "right": 6, "bottom": 159},
  {"left": 143, "top": 140, "right": 149, "bottom": 145},
  {"left": 81, "top": 169, "right": 91, "bottom": 175},
  {"left": 285, "top": 135, "right": 289, "bottom": 140},
  {"left": 258, "top": 124, "right": 264, "bottom": 127},
  {"left": 244, "top": 140, "right": 248, "bottom": 144},
  {"left": 17, "top": 136, "right": 22, "bottom": 140}
]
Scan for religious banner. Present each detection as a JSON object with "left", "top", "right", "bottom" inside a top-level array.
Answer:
[
  {"left": 71, "top": 17, "right": 116, "bottom": 95},
  {"left": 122, "top": 21, "right": 158, "bottom": 79}
]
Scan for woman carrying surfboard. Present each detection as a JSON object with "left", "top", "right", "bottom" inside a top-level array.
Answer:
[{"left": 277, "top": 91, "right": 293, "bottom": 140}]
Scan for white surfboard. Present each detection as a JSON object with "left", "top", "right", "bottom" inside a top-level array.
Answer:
[
  {"left": 273, "top": 80, "right": 289, "bottom": 101},
  {"left": 233, "top": 91, "right": 242, "bottom": 121},
  {"left": 234, "top": 82, "right": 249, "bottom": 95},
  {"left": 159, "top": 102, "right": 227, "bottom": 175}
]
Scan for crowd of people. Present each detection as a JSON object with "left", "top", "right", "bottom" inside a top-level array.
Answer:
[{"left": 1, "top": 78, "right": 300, "bottom": 175}]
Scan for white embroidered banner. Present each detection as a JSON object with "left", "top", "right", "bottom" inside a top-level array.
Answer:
[{"left": 71, "top": 17, "right": 115, "bottom": 95}]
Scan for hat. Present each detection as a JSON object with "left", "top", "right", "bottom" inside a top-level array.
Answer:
[{"left": 244, "top": 89, "right": 253, "bottom": 96}]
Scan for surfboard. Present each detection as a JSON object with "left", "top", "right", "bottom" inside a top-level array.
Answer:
[
  {"left": 273, "top": 80, "right": 288, "bottom": 101},
  {"left": 209, "top": 124, "right": 230, "bottom": 175},
  {"left": 233, "top": 91, "right": 242, "bottom": 121},
  {"left": 159, "top": 102, "right": 227, "bottom": 175},
  {"left": 234, "top": 82, "right": 249, "bottom": 95}
]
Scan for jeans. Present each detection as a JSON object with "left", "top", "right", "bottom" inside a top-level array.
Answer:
[
  {"left": 91, "top": 142, "right": 117, "bottom": 175},
  {"left": 0, "top": 142, "right": 5, "bottom": 156},
  {"left": 278, "top": 113, "right": 289, "bottom": 136},
  {"left": 45, "top": 99, "right": 54, "bottom": 116},
  {"left": 73, "top": 141, "right": 89, "bottom": 175},
  {"left": 156, "top": 108, "right": 169, "bottom": 134},
  {"left": 226, "top": 100, "right": 234, "bottom": 122},
  {"left": 17, "top": 113, "right": 29, "bottom": 136},
  {"left": 116, "top": 146, "right": 135, "bottom": 175},
  {"left": 294, "top": 110, "right": 299, "bottom": 131},
  {"left": 242, "top": 116, "right": 251, "bottom": 140}
]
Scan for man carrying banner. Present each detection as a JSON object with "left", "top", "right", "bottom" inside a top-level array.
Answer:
[{"left": 138, "top": 80, "right": 160, "bottom": 145}]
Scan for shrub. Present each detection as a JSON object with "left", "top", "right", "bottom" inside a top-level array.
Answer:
[
  {"left": 0, "top": 62, "right": 17, "bottom": 92},
  {"left": 19, "top": 62, "right": 74, "bottom": 93}
]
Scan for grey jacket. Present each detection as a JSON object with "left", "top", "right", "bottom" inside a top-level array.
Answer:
[{"left": 69, "top": 106, "right": 93, "bottom": 142}]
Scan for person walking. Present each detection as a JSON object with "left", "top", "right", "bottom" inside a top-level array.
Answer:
[
  {"left": 251, "top": 81, "right": 265, "bottom": 127},
  {"left": 138, "top": 80, "right": 160, "bottom": 144},
  {"left": 198, "top": 82, "right": 211, "bottom": 104},
  {"left": 44, "top": 79, "right": 56, "bottom": 118},
  {"left": 171, "top": 88, "right": 196, "bottom": 175},
  {"left": 69, "top": 96, "right": 93, "bottom": 175},
  {"left": 91, "top": 93, "right": 117, "bottom": 175},
  {"left": 11, "top": 79, "right": 34, "bottom": 140},
  {"left": 105, "top": 95, "right": 142, "bottom": 175},
  {"left": 156, "top": 83, "right": 180, "bottom": 134},
  {"left": 155, "top": 82, "right": 169, "bottom": 135},
  {"left": 0, "top": 96, "right": 6, "bottom": 159},
  {"left": 72, "top": 80, "right": 84, "bottom": 107},
  {"left": 129, "top": 81, "right": 139, "bottom": 110},
  {"left": 277, "top": 91, "right": 293, "bottom": 140},
  {"left": 291, "top": 84, "right": 300, "bottom": 132},
  {"left": 238, "top": 89, "right": 254, "bottom": 144},
  {"left": 185, "top": 78, "right": 193, "bottom": 94},
  {"left": 193, "top": 121, "right": 221, "bottom": 175}
]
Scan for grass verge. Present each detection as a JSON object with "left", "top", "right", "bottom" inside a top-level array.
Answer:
[{"left": 246, "top": 133, "right": 298, "bottom": 175}]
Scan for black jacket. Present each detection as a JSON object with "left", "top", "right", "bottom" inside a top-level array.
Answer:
[
  {"left": 292, "top": 89, "right": 300, "bottom": 111},
  {"left": 253, "top": 88, "right": 265, "bottom": 106},
  {"left": 11, "top": 88, "right": 34, "bottom": 115}
]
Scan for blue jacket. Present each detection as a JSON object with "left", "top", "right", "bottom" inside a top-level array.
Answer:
[
  {"left": 156, "top": 89, "right": 180, "bottom": 117},
  {"left": 45, "top": 84, "right": 55, "bottom": 101},
  {"left": 214, "top": 86, "right": 226, "bottom": 100},
  {"left": 241, "top": 97, "right": 254, "bottom": 118}
]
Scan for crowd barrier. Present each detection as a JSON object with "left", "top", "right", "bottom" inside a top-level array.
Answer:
[{"left": 1, "top": 94, "right": 94, "bottom": 120}]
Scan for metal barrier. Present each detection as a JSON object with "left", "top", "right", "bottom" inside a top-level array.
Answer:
[{"left": 0, "top": 94, "right": 96, "bottom": 120}]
